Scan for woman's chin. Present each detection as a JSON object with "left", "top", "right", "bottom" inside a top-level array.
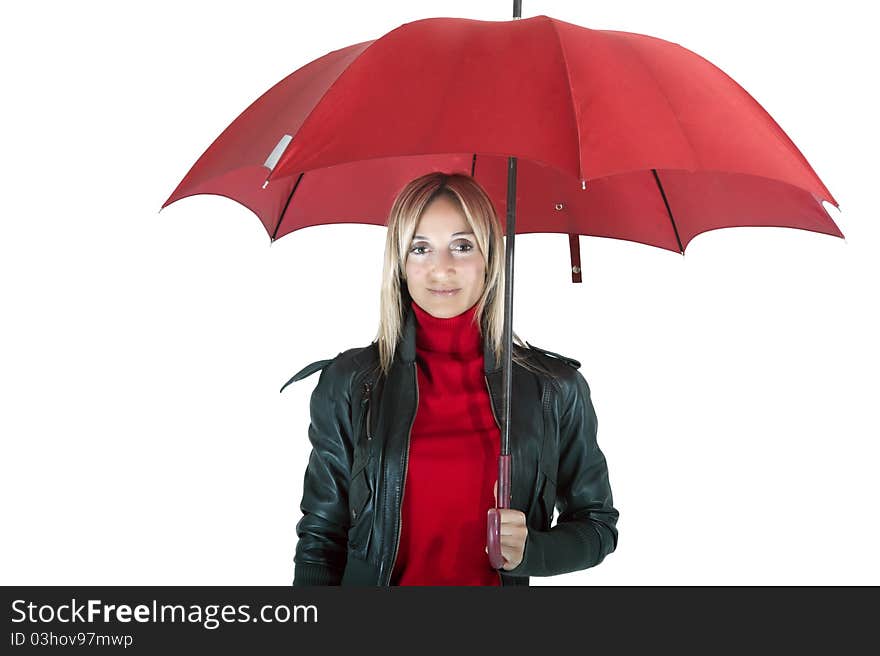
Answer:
[{"left": 416, "top": 297, "right": 467, "bottom": 318}]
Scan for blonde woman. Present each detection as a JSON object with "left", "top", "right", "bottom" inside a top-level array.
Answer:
[{"left": 282, "top": 172, "right": 618, "bottom": 586}]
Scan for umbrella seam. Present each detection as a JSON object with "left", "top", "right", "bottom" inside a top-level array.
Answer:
[
  {"left": 700, "top": 56, "right": 838, "bottom": 206},
  {"left": 547, "top": 18, "right": 584, "bottom": 183},
  {"left": 615, "top": 34, "right": 701, "bottom": 171},
  {"left": 267, "top": 40, "right": 377, "bottom": 186}
]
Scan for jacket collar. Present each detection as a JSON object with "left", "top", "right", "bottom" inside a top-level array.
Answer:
[{"left": 398, "top": 302, "right": 501, "bottom": 374}]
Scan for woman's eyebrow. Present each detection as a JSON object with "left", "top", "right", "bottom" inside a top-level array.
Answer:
[{"left": 412, "top": 231, "right": 475, "bottom": 240}]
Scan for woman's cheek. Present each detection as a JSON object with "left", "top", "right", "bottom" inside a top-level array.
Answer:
[
  {"left": 464, "top": 258, "right": 486, "bottom": 284},
  {"left": 405, "top": 260, "right": 423, "bottom": 280}
]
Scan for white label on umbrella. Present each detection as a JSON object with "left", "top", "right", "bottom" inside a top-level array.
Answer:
[{"left": 264, "top": 134, "right": 293, "bottom": 171}]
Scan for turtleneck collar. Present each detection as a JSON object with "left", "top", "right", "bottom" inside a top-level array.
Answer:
[
  {"left": 398, "top": 300, "right": 500, "bottom": 373},
  {"left": 412, "top": 300, "right": 482, "bottom": 357}
]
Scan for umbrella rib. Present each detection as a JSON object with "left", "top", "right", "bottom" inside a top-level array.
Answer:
[
  {"left": 272, "top": 172, "right": 305, "bottom": 241},
  {"left": 651, "top": 169, "right": 684, "bottom": 254},
  {"left": 471, "top": 153, "right": 477, "bottom": 177}
]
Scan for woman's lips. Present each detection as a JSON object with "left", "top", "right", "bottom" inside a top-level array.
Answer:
[{"left": 428, "top": 288, "right": 461, "bottom": 296}]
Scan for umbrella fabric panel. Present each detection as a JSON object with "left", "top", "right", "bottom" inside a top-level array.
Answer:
[
  {"left": 163, "top": 164, "right": 298, "bottom": 238},
  {"left": 163, "top": 41, "right": 372, "bottom": 213},
  {"left": 272, "top": 154, "right": 475, "bottom": 237},
  {"left": 660, "top": 170, "right": 843, "bottom": 250},
  {"left": 475, "top": 157, "right": 682, "bottom": 251},
  {"left": 271, "top": 16, "right": 584, "bottom": 182},
  {"left": 555, "top": 20, "right": 837, "bottom": 205}
]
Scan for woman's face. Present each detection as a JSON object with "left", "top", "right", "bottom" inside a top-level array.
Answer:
[{"left": 404, "top": 195, "right": 486, "bottom": 318}]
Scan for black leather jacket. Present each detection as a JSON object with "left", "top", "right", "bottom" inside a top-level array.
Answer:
[{"left": 282, "top": 305, "right": 619, "bottom": 586}]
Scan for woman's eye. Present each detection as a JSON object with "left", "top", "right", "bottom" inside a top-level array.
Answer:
[{"left": 410, "top": 241, "right": 473, "bottom": 255}]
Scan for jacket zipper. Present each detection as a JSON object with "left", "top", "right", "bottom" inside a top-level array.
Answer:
[
  {"left": 386, "top": 362, "right": 418, "bottom": 585},
  {"left": 484, "top": 375, "right": 505, "bottom": 587}
]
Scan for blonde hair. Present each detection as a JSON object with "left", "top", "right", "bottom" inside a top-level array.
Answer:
[{"left": 375, "top": 172, "right": 532, "bottom": 378}]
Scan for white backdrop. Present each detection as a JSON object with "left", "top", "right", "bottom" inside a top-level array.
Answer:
[{"left": 2, "top": 0, "right": 876, "bottom": 585}]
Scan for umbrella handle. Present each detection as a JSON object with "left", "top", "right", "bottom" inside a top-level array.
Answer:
[{"left": 487, "top": 455, "right": 511, "bottom": 570}]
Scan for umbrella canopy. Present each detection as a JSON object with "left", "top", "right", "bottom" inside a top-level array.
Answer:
[{"left": 163, "top": 15, "right": 842, "bottom": 263}]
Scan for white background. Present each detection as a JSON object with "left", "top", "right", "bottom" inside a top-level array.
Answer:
[{"left": 2, "top": 0, "right": 877, "bottom": 585}]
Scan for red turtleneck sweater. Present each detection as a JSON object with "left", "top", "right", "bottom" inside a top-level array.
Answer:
[{"left": 390, "top": 301, "right": 502, "bottom": 586}]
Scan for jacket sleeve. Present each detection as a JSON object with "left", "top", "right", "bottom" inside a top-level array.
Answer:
[
  {"left": 506, "top": 370, "right": 619, "bottom": 578},
  {"left": 292, "top": 361, "right": 354, "bottom": 586}
]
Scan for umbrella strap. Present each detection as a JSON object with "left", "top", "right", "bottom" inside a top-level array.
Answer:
[{"left": 569, "top": 234, "right": 582, "bottom": 283}]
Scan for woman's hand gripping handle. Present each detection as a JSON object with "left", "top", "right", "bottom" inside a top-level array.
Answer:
[{"left": 487, "top": 454, "right": 527, "bottom": 571}]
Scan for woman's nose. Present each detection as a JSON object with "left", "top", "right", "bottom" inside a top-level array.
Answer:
[{"left": 430, "top": 249, "right": 455, "bottom": 275}]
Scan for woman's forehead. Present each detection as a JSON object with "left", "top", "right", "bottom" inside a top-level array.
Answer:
[{"left": 414, "top": 201, "right": 472, "bottom": 237}]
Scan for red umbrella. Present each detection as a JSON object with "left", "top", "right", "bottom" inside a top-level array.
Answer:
[
  {"left": 163, "top": 10, "right": 842, "bottom": 571},
  {"left": 163, "top": 15, "right": 840, "bottom": 260}
]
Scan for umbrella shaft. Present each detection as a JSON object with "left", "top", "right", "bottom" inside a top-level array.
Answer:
[{"left": 501, "top": 157, "right": 517, "bottom": 456}]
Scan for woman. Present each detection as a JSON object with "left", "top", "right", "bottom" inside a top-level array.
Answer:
[{"left": 282, "top": 172, "right": 619, "bottom": 586}]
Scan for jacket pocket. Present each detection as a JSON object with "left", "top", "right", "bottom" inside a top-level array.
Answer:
[
  {"left": 347, "top": 462, "right": 374, "bottom": 559},
  {"left": 538, "top": 461, "right": 557, "bottom": 531}
]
